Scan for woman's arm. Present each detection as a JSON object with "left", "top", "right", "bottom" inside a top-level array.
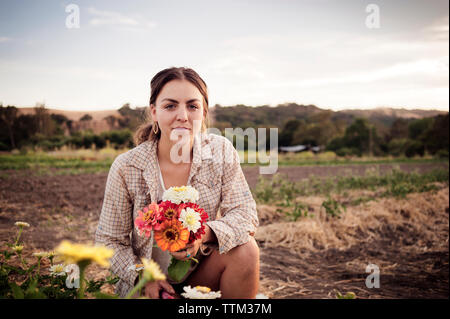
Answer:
[
  {"left": 202, "top": 224, "right": 217, "bottom": 244},
  {"left": 206, "top": 138, "right": 259, "bottom": 254},
  {"left": 95, "top": 154, "right": 140, "bottom": 288}
]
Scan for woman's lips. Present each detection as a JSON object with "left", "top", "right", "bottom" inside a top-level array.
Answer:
[{"left": 172, "top": 127, "right": 190, "bottom": 131}]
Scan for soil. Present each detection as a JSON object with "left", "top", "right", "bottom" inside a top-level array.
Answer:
[{"left": 0, "top": 162, "right": 448, "bottom": 298}]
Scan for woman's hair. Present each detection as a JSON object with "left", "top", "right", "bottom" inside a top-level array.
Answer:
[{"left": 134, "top": 67, "right": 210, "bottom": 146}]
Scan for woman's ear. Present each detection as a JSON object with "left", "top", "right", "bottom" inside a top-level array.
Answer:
[{"left": 149, "top": 104, "right": 157, "bottom": 121}]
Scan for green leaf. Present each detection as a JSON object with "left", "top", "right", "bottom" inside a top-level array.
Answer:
[
  {"left": 93, "top": 292, "right": 119, "bottom": 299},
  {"left": 9, "top": 282, "right": 24, "bottom": 299},
  {"left": 168, "top": 258, "right": 191, "bottom": 283}
]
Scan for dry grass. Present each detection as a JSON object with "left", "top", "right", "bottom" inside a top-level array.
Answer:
[{"left": 255, "top": 187, "right": 449, "bottom": 254}]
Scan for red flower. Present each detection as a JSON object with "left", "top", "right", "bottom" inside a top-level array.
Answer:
[{"left": 159, "top": 201, "right": 182, "bottom": 221}]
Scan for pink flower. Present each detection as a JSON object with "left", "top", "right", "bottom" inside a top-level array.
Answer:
[{"left": 134, "top": 202, "right": 162, "bottom": 237}]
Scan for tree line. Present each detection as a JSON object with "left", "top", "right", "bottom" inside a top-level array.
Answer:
[
  {"left": 1, "top": 103, "right": 448, "bottom": 157},
  {"left": 0, "top": 103, "right": 145, "bottom": 151},
  {"left": 213, "top": 104, "right": 449, "bottom": 158}
]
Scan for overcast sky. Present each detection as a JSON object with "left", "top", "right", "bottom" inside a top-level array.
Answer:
[{"left": 0, "top": 0, "right": 448, "bottom": 111}]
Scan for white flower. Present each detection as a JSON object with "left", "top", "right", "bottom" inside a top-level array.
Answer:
[
  {"left": 15, "top": 221, "right": 30, "bottom": 228},
  {"left": 127, "top": 263, "right": 145, "bottom": 272},
  {"left": 162, "top": 186, "right": 199, "bottom": 204},
  {"left": 181, "top": 285, "right": 221, "bottom": 299},
  {"left": 178, "top": 207, "right": 201, "bottom": 233},
  {"left": 12, "top": 245, "right": 23, "bottom": 253},
  {"left": 49, "top": 264, "right": 66, "bottom": 276},
  {"left": 33, "top": 251, "right": 48, "bottom": 258}
]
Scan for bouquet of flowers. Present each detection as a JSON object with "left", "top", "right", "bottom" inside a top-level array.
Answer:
[{"left": 134, "top": 186, "right": 209, "bottom": 282}]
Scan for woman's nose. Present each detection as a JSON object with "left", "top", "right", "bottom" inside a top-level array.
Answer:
[{"left": 176, "top": 105, "right": 188, "bottom": 121}]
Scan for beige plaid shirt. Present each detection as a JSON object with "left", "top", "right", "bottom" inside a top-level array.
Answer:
[{"left": 94, "top": 132, "right": 258, "bottom": 297}]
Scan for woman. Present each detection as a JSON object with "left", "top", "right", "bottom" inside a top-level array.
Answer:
[{"left": 95, "top": 67, "right": 260, "bottom": 299}]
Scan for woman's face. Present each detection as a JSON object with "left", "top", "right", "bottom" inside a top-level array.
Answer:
[{"left": 151, "top": 79, "right": 204, "bottom": 147}]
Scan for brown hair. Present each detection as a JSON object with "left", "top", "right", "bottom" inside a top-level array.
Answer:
[{"left": 134, "top": 67, "right": 210, "bottom": 146}]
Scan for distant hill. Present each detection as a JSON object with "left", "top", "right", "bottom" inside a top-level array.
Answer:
[
  {"left": 209, "top": 104, "right": 447, "bottom": 134},
  {"left": 17, "top": 107, "right": 122, "bottom": 122},
  {"left": 15, "top": 104, "right": 447, "bottom": 136}
]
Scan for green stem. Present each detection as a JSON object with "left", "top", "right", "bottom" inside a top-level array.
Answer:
[
  {"left": 77, "top": 262, "right": 88, "bottom": 299},
  {"left": 17, "top": 253, "right": 26, "bottom": 268},
  {"left": 14, "top": 228, "right": 23, "bottom": 246},
  {"left": 36, "top": 258, "right": 41, "bottom": 280},
  {"left": 138, "top": 271, "right": 143, "bottom": 297},
  {"left": 126, "top": 277, "right": 148, "bottom": 299}
]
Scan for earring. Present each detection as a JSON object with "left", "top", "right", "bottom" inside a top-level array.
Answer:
[{"left": 153, "top": 122, "right": 159, "bottom": 134}]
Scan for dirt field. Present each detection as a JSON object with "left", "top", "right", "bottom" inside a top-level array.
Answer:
[{"left": 0, "top": 162, "right": 448, "bottom": 298}]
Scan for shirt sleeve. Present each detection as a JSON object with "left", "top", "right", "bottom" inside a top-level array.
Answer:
[
  {"left": 206, "top": 139, "right": 259, "bottom": 254},
  {"left": 95, "top": 155, "right": 140, "bottom": 288}
]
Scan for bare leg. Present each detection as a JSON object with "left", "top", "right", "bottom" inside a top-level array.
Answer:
[{"left": 185, "top": 237, "right": 260, "bottom": 298}]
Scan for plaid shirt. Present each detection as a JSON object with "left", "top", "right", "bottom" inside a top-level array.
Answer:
[{"left": 94, "top": 132, "right": 258, "bottom": 297}]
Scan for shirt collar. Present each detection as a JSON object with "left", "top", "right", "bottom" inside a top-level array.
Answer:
[{"left": 128, "top": 132, "right": 212, "bottom": 195}]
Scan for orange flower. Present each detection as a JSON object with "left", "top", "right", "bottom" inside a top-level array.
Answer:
[{"left": 154, "top": 219, "right": 189, "bottom": 252}]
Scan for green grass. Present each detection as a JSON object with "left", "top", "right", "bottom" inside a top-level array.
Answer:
[
  {"left": 255, "top": 168, "right": 448, "bottom": 221},
  {"left": 242, "top": 157, "right": 448, "bottom": 167},
  {"left": 253, "top": 168, "right": 449, "bottom": 204},
  {"left": 0, "top": 154, "right": 113, "bottom": 173}
]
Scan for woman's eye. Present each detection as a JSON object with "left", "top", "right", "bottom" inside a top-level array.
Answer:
[
  {"left": 165, "top": 104, "right": 175, "bottom": 109},
  {"left": 189, "top": 105, "right": 199, "bottom": 109}
]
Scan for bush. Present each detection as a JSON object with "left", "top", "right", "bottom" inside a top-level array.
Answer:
[
  {"left": 436, "top": 149, "right": 449, "bottom": 159},
  {"left": 335, "top": 147, "right": 359, "bottom": 157},
  {"left": 405, "top": 141, "right": 424, "bottom": 157},
  {"left": 0, "top": 142, "right": 8, "bottom": 151},
  {"left": 387, "top": 138, "right": 409, "bottom": 157}
]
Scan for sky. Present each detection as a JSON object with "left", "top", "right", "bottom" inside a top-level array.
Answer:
[{"left": 0, "top": 0, "right": 448, "bottom": 111}]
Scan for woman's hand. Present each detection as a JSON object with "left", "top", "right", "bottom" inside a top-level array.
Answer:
[
  {"left": 171, "top": 238, "right": 202, "bottom": 261},
  {"left": 171, "top": 225, "right": 214, "bottom": 261},
  {"left": 143, "top": 280, "right": 175, "bottom": 299}
]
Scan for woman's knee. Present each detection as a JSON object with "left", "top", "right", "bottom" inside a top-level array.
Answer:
[{"left": 229, "top": 237, "right": 260, "bottom": 267}]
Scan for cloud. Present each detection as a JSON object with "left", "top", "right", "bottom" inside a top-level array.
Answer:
[
  {"left": 87, "top": 7, "right": 156, "bottom": 30},
  {"left": 422, "top": 15, "right": 449, "bottom": 42},
  {"left": 0, "top": 37, "right": 11, "bottom": 43},
  {"left": 266, "top": 57, "right": 449, "bottom": 89}
]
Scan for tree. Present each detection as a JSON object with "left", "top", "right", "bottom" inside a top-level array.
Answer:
[
  {"left": 344, "top": 118, "right": 371, "bottom": 155},
  {"left": 104, "top": 115, "right": 117, "bottom": 129},
  {"left": 388, "top": 118, "right": 409, "bottom": 141},
  {"left": 80, "top": 114, "right": 93, "bottom": 122},
  {"left": 279, "top": 119, "right": 301, "bottom": 146},
  {"left": 0, "top": 105, "right": 18, "bottom": 149},
  {"left": 408, "top": 117, "right": 433, "bottom": 140},
  {"left": 421, "top": 114, "right": 449, "bottom": 154},
  {"left": 34, "top": 104, "right": 56, "bottom": 136}
]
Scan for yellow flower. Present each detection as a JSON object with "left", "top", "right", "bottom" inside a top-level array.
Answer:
[
  {"left": 47, "top": 251, "right": 56, "bottom": 258},
  {"left": 141, "top": 258, "right": 166, "bottom": 281},
  {"left": 12, "top": 245, "right": 24, "bottom": 253},
  {"left": 15, "top": 221, "right": 30, "bottom": 228},
  {"left": 55, "top": 240, "right": 114, "bottom": 268},
  {"left": 195, "top": 286, "right": 211, "bottom": 293}
]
